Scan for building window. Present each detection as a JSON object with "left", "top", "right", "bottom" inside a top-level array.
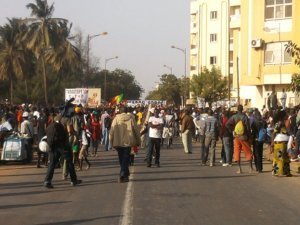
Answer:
[
  {"left": 265, "top": 0, "right": 292, "bottom": 20},
  {"left": 210, "top": 11, "right": 217, "bottom": 19},
  {"left": 210, "top": 33, "right": 217, "bottom": 42},
  {"left": 264, "top": 42, "right": 292, "bottom": 64},
  {"left": 210, "top": 56, "right": 217, "bottom": 65}
]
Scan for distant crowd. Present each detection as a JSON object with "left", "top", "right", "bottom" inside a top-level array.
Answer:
[{"left": 0, "top": 98, "right": 299, "bottom": 187}]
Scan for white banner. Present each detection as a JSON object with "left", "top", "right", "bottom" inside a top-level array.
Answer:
[
  {"left": 65, "top": 88, "right": 89, "bottom": 106},
  {"left": 126, "top": 100, "right": 167, "bottom": 106}
]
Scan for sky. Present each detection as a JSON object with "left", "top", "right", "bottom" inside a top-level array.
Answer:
[{"left": 0, "top": 0, "right": 191, "bottom": 98}]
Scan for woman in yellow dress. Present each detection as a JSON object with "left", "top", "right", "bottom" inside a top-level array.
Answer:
[{"left": 271, "top": 110, "right": 291, "bottom": 176}]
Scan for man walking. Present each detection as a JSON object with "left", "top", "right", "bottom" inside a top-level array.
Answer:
[
  {"left": 181, "top": 108, "right": 195, "bottom": 154},
  {"left": 44, "top": 115, "right": 81, "bottom": 188},
  {"left": 109, "top": 106, "right": 141, "bottom": 182}
]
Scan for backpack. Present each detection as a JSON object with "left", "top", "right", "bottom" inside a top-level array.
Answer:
[
  {"left": 234, "top": 120, "right": 245, "bottom": 136},
  {"left": 257, "top": 127, "right": 267, "bottom": 142},
  {"left": 104, "top": 117, "right": 112, "bottom": 129}
]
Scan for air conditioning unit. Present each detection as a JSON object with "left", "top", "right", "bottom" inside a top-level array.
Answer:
[{"left": 251, "top": 39, "right": 262, "bottom": 48}]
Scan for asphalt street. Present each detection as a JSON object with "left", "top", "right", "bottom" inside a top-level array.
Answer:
[{"left": 0, "top": 138, "right": 299, "bottom": 225}]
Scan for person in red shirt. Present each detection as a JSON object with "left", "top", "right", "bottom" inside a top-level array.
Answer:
[{"left": 91, "top": 111, "right": 101, "bottom": 157}]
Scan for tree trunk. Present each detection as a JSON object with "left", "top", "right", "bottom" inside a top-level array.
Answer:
[
  {"left": 10, "top": 78, "right": 13, "bottom": 105},
  {"left": 25, "top": 79, "right": 29, "bottom": 102},
  {"left": 41, "top": 56, "right": 48, "bottom": 105}
]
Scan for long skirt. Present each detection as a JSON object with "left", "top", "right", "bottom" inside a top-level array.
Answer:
[{"left": 272, "top": 142, "right": 291, "bottom": 176}]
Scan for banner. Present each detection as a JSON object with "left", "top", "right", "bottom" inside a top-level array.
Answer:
[
  {"left": 126, "top": 100, "right": 167, "bottom": 106},
  {"left": 197, "top": 97, "right": 205, "bottom": 108},
  {"left": 87, "top": 88, "right": 101, "bottom": 108}
]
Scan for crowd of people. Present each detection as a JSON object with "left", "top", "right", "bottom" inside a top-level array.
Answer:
[{"left": 0, "top": 99, "right": 299, "bottom": 188}]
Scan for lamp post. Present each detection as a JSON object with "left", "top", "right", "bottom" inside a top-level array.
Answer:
[
  {"left": 87, "top": 32, "right": 108, "bottom": 75},
  {"left": 171, "top": 45, "right": 187, "bottom": 106},
  {"left": 104, "top": 56, "right": 118, "bottom": 101},
  {"left": 163, "top": 64, "right": 173, "bottom": 74}
]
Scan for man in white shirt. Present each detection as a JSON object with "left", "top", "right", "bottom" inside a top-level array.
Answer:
[
  {"left": 147, "top": 108, "right": 164, "bottom": 167},
  {"left": 20, "top": 111, "right": 34, "bottom": 162},
  {"left": 280, "top": 88, "right": 287, "bottom": 109}
]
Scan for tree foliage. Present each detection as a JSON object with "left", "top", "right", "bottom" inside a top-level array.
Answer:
[
  {"left": 285, "top": 41, "right": 300, "bottom": 66},
  {"left": 0, "top": 0, "right": 143, "bottom": 105},
  {"left": 285, "top": 41, "right": 300, "bottom": 95},
  {"left": 146, "top": 74, "right": 182, "bottom": 105},
  {"left": 190, "top": 67, "right": 228, "bottom": 104}
]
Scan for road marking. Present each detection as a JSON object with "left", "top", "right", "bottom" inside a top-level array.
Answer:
[{"left": 119, "top": 166, "right": 134, "bottom": 225}]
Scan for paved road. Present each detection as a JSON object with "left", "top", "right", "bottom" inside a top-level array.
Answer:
[{"left": 0, "top": 139, "right": 299, "bottom": 225}]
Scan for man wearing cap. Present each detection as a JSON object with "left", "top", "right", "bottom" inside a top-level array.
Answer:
[{"left": 20, "top": 111, "right": 34, "bottom": 162}]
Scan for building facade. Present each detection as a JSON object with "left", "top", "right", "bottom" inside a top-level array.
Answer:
[{"left": 190, "top": 0, "right": 299, "bottom": 108}]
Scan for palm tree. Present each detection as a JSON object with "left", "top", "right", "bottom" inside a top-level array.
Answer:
[
  {"left": 24, "top": 0, "right": 68, "bottom": 105},
  {"left": 0, "top": 18, "right": 26, "bottom": 104}
]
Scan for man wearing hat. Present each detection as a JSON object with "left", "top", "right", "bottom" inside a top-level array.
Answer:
[{"left": 20, "top": 111, "right": 34, "bottom": 162}]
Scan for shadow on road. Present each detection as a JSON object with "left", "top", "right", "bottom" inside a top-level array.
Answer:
[
  {"left": 0, "top": 201, "right": 72, "bottom": 210},
  {"left": 132, "top": 174, "right": 254, "bottom": 183},
  {"left": 34, "top": 215, "right": 121, "bottom": 225}
]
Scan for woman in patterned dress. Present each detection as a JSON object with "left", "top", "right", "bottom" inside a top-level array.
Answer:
[{"left": 271, "top": 110, "right": 292, "bottom": 177}]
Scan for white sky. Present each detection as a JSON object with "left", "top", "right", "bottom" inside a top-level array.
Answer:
[{"left": 0, "top": 0, "right": 191, "bottom": 98}]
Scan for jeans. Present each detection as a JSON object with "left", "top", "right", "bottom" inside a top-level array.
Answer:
[
  {"left": 45, "top": 148, "right": 77, "bottom": 184},
  {"left": 182, "top": 130, "right": 192, "bottom": 153},
  {"left": 223, "top": 137, "right": 233, "bottom": 164},
  {"left": 23, "top": 138, "right": 33, "bottom": 162},
  {"left": 203, "top": 134, "right": 216, "bottom": 165},
  {"left": 102, "top": 128, "right": 110, "bottom": 151},
  {"left": 253, "top": 140, "right": 263, "bottom": 172},
  {"left": 116, "top": 147, "right": 131, "bottom": 178},
  {"left": 199, "top": 134, "right": 205, "bottom": 161},
  {"left": 147, "top": 138, "right": 161, "bottom": 165}
]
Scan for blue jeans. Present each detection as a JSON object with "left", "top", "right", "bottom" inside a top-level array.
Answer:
[
  {"left": 116, "top": 147, "right": 131, "bottom": 178},
  {"left": 102, "top": 128, "right": 110, "bottom": 151},
  {"left": 223, "top": 137, "right": 233, "bottom": 164},
  {"left": 203, "top": 134, "right": 216, "bottom": 165},
  {"left": 199, "top": 135, "right": 205, "bottom": 161}
]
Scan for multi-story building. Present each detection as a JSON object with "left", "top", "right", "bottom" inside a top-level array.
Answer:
[
  {"left": 190, "top": 0, "right": 231, "bottom": 98},
  {"left": 190, "top": 0, "right": 300, "bottom": 108}
]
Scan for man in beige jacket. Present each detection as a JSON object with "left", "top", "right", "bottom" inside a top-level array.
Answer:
[{"left": 109, "top": 106, "right": 141, "bottom": 183}]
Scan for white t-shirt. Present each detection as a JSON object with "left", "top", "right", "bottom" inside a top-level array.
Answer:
[{"left": 148, "top": 116, "right": 164, "bottom": 138}]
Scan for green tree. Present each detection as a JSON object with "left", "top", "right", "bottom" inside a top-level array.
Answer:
[
  {"left": 0, "top": 18, "right": 26, "bottom": 104},
  {"left": 190, "top": 67, "right": 228, "bottom": 104},
  {"left": 24, "top": 0, "right": 70, "bottom": 105},
  {"left": 146, "top": 74, "right": 181, "bottom": 105},
  {"left": 83, "top": 69, "right": 143, "bottom": 101}
]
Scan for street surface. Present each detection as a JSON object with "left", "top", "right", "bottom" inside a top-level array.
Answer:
[{"left": 1, "top": 138, "right": 300, "bottom": 225}]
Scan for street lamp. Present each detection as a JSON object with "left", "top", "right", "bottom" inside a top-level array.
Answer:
[
  {"left": 163, "top": 64, "right": 173, "bottom": 74},
  {"left": 104, "top": 56, "right": 119, "bottom": 101},
  {"left": 171, "top": 45, "right": 187, "bottom": 106},
  {"left": 87, "top": 32, "right": 108, "bottom": 75}
]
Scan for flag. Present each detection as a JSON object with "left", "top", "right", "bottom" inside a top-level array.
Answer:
[{"left": 111, "top": 93, "right": 124, "bottom": 105}]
